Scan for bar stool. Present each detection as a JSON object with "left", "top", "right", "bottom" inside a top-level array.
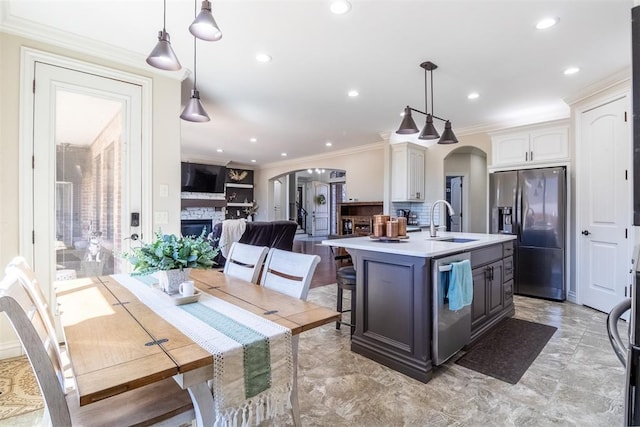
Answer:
[{"left": 335, "top": 254, "right": 356, "bottom": 335}]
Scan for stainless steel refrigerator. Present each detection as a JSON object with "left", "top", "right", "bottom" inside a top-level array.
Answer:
[{"left": 489, "top": 167, "right": 566, "bottom": 301}]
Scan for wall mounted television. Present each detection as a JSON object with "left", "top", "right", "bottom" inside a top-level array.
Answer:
[{"left": 181, "top": 162, "right": 225, "bottom": 193}]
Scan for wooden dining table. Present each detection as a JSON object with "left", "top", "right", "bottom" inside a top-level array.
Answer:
[{"left": 55, "top": 269, "right": 340, "bottom": 426}]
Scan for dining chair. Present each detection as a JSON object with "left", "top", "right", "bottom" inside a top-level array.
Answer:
[
  {"left": 259, "top": 248, "right": 321, "bottom": 426},
  {"left": 223, "top": 242, "right": 269, "bottom": 284},
  {"left": 0, "top": 270, "right": 195, "bottom": 427},
  {"left": 259, "top": 248, "right": 320, "bottom": 300},
  {"left": 6, "top": 257, "right": 69, "bottom": 376}
]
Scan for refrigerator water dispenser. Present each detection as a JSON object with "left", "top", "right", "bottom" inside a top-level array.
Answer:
[{"left": 498, "top": 207, "right": 513, "bottom": 233}]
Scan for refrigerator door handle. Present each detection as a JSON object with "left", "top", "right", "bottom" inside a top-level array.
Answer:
[{"left": 607, "top": 298, "right": 632, "bottom": 368}]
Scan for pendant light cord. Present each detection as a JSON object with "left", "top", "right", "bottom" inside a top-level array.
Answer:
[
  {"left": 424, "top": 68, "right": 428, "bottom": 115},
  {"left": 430, "top": 69, "right": 434, "bottom": 116},
  {"left": 192, "top": 0, "right": 197, "bottom": 90},
  {"left": 193, "top": 38, "right": 197, "bottom": 90},
  {"left": 163, "top": 0, "right": 167, "bottom": 31}
]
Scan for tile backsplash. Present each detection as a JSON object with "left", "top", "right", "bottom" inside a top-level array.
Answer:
[{"left": 391, "top": 202, "right": 442, "bottom": 227}]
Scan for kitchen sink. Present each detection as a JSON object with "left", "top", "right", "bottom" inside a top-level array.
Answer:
[{"left": 434, "top": 237, "right": 478, "bottom": 243}]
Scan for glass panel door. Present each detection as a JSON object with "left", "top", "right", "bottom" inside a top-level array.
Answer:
[
  {"left": 33, "top": 62, "right": 143, "bottom": 287},
  {"left": 54, "top": 98, "right": 122, "bottom": 280}
]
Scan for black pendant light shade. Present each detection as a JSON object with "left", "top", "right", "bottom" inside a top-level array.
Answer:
[
  {"left": 418, "top": 114, "right": 440, "bottom": 140},
  {"left": 396, "top": 61, "right": 458, "bottom": 144},
  {"left": 181, "top": 89, "right": 210, "bottom": 122},
  {"left": 147, "top": 0, "right": 181, "bottom": 71},
  {"left": 189, "top": 0, "right": 223, "bottom": 41},
  {"left": 396, "top": 107, "right": 419, "bottom": 134},
  {"left": 438, "top": 121, "right": 458, "bottom": 144}
]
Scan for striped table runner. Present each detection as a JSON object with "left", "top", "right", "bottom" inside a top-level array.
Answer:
[{"left": 112, "top": 274, "right": 293, "bottom": 426}]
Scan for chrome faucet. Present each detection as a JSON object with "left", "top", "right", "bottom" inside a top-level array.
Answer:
[{"left": 430, "top": 200, "right": 455, "bottom": 238}]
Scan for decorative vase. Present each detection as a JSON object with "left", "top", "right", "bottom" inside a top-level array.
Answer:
[{"left": 155, "top": 268, "right": 191, "bottom": 295}]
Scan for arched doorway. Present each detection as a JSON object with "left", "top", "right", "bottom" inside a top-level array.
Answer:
[
  {"left": 443, "top": 147, "right": 488, "bottom": 233},
  {"left": 268, "top": 168, "right": 346, "bottom": 236}
]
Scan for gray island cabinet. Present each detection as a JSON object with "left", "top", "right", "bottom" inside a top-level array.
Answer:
[{"left": 322, "top": 231, "right": 516, "bottom": 383}]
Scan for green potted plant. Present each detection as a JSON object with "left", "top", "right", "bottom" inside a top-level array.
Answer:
[{"left": 122, "top": 229, "right": 218, "bottom": 294}]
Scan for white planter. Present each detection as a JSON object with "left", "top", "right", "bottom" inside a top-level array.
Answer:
[{"left": 155, "top": 268, "right": 191, "bottom": 295}]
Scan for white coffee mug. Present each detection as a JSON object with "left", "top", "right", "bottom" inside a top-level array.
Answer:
[{"left": 179, "top": 280, "right": 195, "bottom": 297}]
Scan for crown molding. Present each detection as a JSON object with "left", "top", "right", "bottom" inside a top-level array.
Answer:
[
  {"left": 564, "top": 67, "right": 631, "bottom": 106},
  {"left": 455, "top": 110, "right": 571, "bottom": 136},
  {"left": 259, "top": 141, "right": 386, "bottom": 170},
  {"left": 0, "top": 2, "right": 188, "bottom": 81}
]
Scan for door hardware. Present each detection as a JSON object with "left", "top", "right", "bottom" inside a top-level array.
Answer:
[
  {"left": 130, "top": 233, "right": 139, "bottom": 241},
  {"left": 581, "top": 230, "right": 591, "bottom": 236}
]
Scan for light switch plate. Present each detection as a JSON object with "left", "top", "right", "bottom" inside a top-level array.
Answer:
[{"left": 159, "top": 184, "right": 169, "bottom": 198}]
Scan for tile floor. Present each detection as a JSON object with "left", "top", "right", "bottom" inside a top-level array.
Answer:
[
  {"left": 292, "top": 287, "right": 626, "bottom": 426},
  {"left": 1, "top": 287, "right": 627, "bottom": 427}
]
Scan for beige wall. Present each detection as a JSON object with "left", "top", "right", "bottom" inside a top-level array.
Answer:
[
  {"left": 253, "top": 142, "right": 385, "bottom": 221},
  {"left": 0, "top": 32, "right": 182, "bottom": 357}
]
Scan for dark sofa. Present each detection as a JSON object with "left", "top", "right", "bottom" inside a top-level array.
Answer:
[{"left": 210, "top": 220, "right": 298, "bottom": 267}]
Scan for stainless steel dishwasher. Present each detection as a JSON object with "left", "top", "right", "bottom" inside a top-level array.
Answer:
[{"left": 432, "top": 252, "right": 472, "bottom": 365}]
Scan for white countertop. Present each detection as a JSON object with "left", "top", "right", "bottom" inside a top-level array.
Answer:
[{"left": 322, "top": 231, "right": 516, "bottom": 258}]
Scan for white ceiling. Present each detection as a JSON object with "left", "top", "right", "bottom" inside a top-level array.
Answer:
[{"left": 1, "top": 0, "right": 634, "bottom": 166}]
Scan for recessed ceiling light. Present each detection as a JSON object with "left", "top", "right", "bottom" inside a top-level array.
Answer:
[
  {"left": 256, "top": 53, "right": 272, "bottom": 63},
  {"left": 564, "top": 67, "right": 580, "bottom": 75},
  {"left": 249, "top": 137, "right": 257, "bottom": 143},
  {"left": 536, "top": 17, "right": 558, "bottom": 30},
  {"left": 216, "top": 148, "right": 223, "bottom": 153},
  {"left": 251, "top": 159, "right": 256, "bottom": 163},
  {"left": 326, "top": 141, "right": 333, "bottom": 147},
  {"left": 307, "top": 169, "right": 313, "bottom": 173},
  {"left": 467, "top": 92, "right": 480, "bottom": 100},
  {"left": 330, "top": 1, "right": 351, "bottom": 15},
  {"left": 281, "top": 152, "right": 287, "bottom": 157},
  {"left": 348, "top": 90, "right": 359, "bottom": 97}
]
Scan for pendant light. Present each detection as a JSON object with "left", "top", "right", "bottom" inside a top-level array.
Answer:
[
  {"left": 180, "top": 37, "right": 210, "bottom": 122},
  {"left": 189, "top": 0, "right": 223, "bottom": 41},
  {"left": 181, "top": 0, "right": 210, "bottom": 122},
  {"left": 396, "top": 61, "right": 458, "bottom": 144},
  {"left": 146, "top": 0, "right": 181, "bottom": 71}
]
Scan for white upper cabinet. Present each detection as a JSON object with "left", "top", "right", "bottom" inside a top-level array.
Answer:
[
  {"left": 391, "top": 142, "right": 426, "bottom": 202},
  {"left": 491, "top": 121, "right": 569, "bottom": 167}
]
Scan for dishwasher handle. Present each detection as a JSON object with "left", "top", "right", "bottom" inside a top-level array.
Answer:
[{"left": 607, "top": 298, "right": 631, "bottom": 368}]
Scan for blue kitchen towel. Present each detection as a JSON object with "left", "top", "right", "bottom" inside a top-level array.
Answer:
[{"left": 448, "top": 259, "right": 473, "bottom": 311}]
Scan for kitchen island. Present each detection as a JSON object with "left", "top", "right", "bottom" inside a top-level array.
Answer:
[{"left": 322, "top": 231, "right": 516, "bottom": 383}]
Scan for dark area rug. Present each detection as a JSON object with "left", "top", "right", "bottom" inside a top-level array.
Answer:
[{"left": 455, "top": 317, "right": 557, "bottom": 384}]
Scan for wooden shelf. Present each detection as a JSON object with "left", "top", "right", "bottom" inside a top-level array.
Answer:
[
  {"left": 226, "top": 168, "right": 254, "bottom": 219},
  {"left": 338, "top": 201, "right": 383, "bottom": 236},
  {"left": 181, "top": 199, "right": 226, "bottom": 208}
]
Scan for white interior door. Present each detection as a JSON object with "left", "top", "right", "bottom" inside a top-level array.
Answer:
[
  {"left": 447, "top": 176, "right": 463, "bottom": 232},
  {"left": 273, "top": 179, "right": 284, "bottom": 220},
  {"left": 32, "top": 62, "right": 143, "bottom": 306},
  {"left": 311, "top": 181, "right": 329, "bottom": 236},
  {"left": 579, "top": 95, "right": 631, "bottom": 312}
]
